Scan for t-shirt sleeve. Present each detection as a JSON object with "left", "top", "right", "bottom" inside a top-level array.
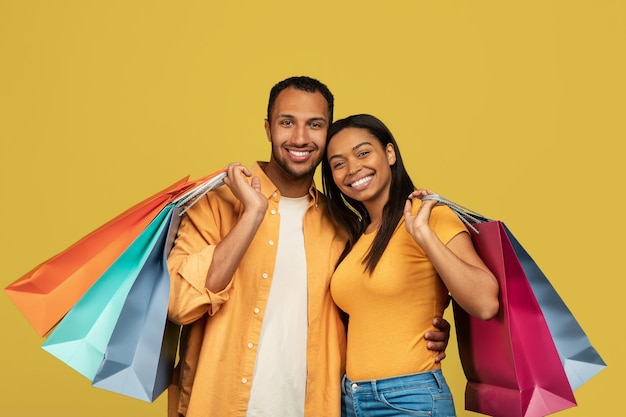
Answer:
[{"left": 412, "top": 200, "right": 468, "bottom": 245}]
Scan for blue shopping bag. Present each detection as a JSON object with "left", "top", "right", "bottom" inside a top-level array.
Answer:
[
  {"left": 90, "top": 172, "right": 227, "bottom": 401},
  {"left": 91, "top": 205, "right": 182, "bottom": 402},
  {"left": 41, "top": 206, "right": 174, "bottom": 380},
  {"left": 504, "top": 226, "right": 606, "bottom": 390}
]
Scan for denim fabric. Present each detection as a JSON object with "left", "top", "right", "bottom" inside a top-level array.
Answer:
[{"left": 341, "top": 370, "right": 456, "bottom": 417}]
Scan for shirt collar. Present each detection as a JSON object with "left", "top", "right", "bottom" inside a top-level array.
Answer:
[{"left": 252, "top": 161, "right": 320, "bottom": 207}]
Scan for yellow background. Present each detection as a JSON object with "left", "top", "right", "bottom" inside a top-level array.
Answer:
[{"left": 1, "top": 1, "right": 623, "bottom": 416}]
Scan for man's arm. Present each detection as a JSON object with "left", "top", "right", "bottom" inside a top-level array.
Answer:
[
  {"left": 168, "top": 163, "right": 267, "bottom": 324},
  {"left": 204, "top": 163, "right": 267, "bottom": 292}
]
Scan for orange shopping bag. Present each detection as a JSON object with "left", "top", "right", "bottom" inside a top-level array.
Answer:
[{"left": 5, "top": 170, "right": 225, "bottom": 337}]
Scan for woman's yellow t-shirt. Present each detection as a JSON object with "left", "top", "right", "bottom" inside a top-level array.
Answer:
[{"left": 330, "top": 202, "right": 466, "bottom": 381}]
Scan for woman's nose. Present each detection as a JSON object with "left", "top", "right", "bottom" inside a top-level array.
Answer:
[{"left": 347, "top": 159, "right": 361, "bottom": 175}]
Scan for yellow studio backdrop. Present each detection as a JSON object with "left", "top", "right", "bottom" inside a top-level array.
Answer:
[{"left": 0, "top": 1, "right": 623, "bottom": 416}]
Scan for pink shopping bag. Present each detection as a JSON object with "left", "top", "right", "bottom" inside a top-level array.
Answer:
[{"left": 453, "top": 220, "right": 577, "bottom": 417}]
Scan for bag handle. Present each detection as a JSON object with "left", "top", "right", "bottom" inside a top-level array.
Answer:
[
  {"left": 175, "top": 171, "right": 227, "bottom": 215},
  {"left": 420, "top": 194, "right": 491, "bottom": 234}
]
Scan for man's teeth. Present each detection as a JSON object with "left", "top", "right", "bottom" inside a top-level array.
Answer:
[
  {"left": 290, "top": 150, "right": 310, "bottom": 157},
  {"left": 351, "top": 176, "right": 372, "bottom": 187}
]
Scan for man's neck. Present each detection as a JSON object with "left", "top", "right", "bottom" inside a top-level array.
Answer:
[{"left": 262, "top": 162, "right": 314, "bottom": 198}]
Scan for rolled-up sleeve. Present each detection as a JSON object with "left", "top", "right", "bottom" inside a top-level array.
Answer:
[{"left": 167, "top": 192, "right": 237, "bottom": 325}]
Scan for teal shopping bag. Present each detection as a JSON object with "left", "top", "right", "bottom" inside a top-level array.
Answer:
[{"left": 41, "top": 205, "right": 174, "bottom": 380}]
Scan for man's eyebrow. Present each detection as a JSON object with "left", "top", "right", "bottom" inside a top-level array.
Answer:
[
  {"left": 274, "top": 114, "right": 328, "bottom": 123},
  {"left": 328, "top": 142, "right": 372, "bottom": 161}
]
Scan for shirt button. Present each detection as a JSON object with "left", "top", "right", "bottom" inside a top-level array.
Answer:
[
  {"left": 268, "top": 240, "right": 274, "bottom": 246},
  {"left": 272, "top": 192, "right": 278, "bottom": 198},
  {"left": 242, "top": 378, "right": 248, "bottom": 384},
  {"left": 253, "top": 308, "right": 260, "bottom": 314},
  {"left": 247, "top": 343, "right": 253, "bottom": 349},
  {"left": 270, "top": 209, "right": 276, "bottom": 215},
  {"left": 262, "top": 273, "right": 268, "bottom": 279}
]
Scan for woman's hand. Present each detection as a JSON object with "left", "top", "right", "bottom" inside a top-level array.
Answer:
[
  {"left": 405, "top": 189, "right": 500, "bottom": 320},
  {"left": 404, "top": 189, "right": 438, "bottom": 245}
]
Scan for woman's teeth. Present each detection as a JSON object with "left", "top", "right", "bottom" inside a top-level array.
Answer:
[{"left": 351, "top": 175, "right": 372, "bottom": 187}]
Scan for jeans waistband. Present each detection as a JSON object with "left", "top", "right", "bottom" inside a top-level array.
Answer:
[{"left": 342, "top": 370, "right": 446, "bottom": 398}]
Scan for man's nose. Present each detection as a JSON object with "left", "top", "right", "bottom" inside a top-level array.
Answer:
[{"left": 291, "top": 125, "right": 307, "bottom": 144}]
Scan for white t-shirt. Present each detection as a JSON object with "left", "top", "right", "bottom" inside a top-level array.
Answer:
[{"left": 246, "top": 195, "right": 310, "bottom": 417}]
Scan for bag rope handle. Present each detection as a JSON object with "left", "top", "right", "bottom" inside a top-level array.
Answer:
[
  {"left": 175, "top": 171, "right": 227, "bottom": 215},
  {"left": 420, "top": 194, "right": 491, "bottom": 234}
]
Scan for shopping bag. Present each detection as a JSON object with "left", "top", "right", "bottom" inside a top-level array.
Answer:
[
  {"left": 421, "top": 195, "right": 583, "bottom": 417},
  {"left": 91, "top": 171, "right": 226, "bottom": 401},
  {"left": 504, "top": 225, "right": 606, "bottom": 391},
  {"left": 7, "top": 169, "right": 226, "bottom": 401},
  {"left": 452, "top": 220, "right": 577, "bottom": 417},
  {"left": 91, "top": 205, "right": 182, "bottom": 402},
  {"left": 5, "top": 169, "right": 227, "bottom": 337},
  {"left": 4, "top": 176, "right": 191, "bottom": 336},
  {"left": 41, "top": 206, "right": 175, "bottom": 380},
  {"left": 429, "top": 195, "right": 605, "bottom": 389}
]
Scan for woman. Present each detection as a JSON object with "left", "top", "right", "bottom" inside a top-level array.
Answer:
[{"left": 321, "top": 114, "right": 499, "bottom": 417}]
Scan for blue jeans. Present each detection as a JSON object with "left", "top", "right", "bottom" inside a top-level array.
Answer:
[{"left": 341, "top": 370, "right": 456, "bottom": 417}]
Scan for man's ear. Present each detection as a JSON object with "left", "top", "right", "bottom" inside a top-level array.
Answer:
[{"left": 264, "top": 119, "right": 271, "bottom": 142}]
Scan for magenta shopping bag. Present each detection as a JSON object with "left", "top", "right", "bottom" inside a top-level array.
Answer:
[
  {"left": 421, "top": 195, "right": 581, "bottom": 417},
  {"left": 453, "top": 220, "right": 577, "bottom": 417}
]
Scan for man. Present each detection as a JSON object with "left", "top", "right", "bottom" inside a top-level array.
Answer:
[{"left": 167, "top": 76, "right": 450, "bottom": 417}]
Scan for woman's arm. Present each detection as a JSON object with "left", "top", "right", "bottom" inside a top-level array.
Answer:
[{"left": 404, "top": 190, "right": 499, "bottom": 320}]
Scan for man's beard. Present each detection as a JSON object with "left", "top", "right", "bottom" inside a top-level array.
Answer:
[{"left": 270, "top": 142, "right": 321, "bottom": 180}]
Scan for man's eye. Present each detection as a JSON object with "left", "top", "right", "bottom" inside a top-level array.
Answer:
[{"left": 281, "top": 120, "right": 293, "bottom": 126}]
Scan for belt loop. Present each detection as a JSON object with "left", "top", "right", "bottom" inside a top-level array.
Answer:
[
  {"left": 341, "top": 374, "right": 347, "bottom": 394},
  {"left": 372, "top": 380, "right": 382, "bottom": 401},
  {"left": 432, "top": 370, "right": 444, "bottom": 392}
]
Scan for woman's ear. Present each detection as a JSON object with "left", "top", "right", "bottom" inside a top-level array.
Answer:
[{"left": 386, "top": 143, "right": 397, "bottom": 165}]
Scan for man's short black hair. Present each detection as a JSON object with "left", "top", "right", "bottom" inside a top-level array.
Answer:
[{"left": 267, "top": 76, "right": 334, "bottom": 123}]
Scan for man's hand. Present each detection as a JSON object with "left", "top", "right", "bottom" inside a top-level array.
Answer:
[
  {"left": 223, "top": 162, "right": 268, "bottom": 216},
  {"left": 425, "top": 317, "right": 451, "bottom": 363}
]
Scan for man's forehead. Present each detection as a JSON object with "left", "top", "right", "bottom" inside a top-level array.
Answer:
[{"left": 272, "top": 88, "right": 329, "bottom": 119}]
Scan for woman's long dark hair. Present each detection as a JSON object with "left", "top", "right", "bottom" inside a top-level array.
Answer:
[{"left": 321, "top": 114, "right": 416, "bottom": 273}]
